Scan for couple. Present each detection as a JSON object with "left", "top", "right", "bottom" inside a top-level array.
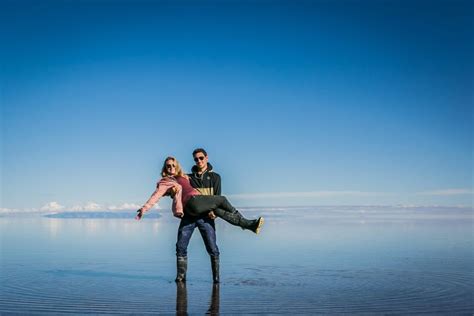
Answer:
[{"left": 135, "top": 148, "right": 264, "bottom": 283}]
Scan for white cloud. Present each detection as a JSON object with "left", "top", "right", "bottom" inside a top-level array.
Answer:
[
  {"left": 0, "top": 207, "right": 40, "bottom": 213},
  {"left": 69, "top": 202, "right": 159, "bottom": 212},
  {"left": 0, "top": 207, "right": 17, "bottom": 213},
  {"left": 40, "top": 201, "right": 65, "bottom": 212},
  {"left": 107, "top": 203, "right": 145, "bottom": 211},
  {"left": 228, "top": 190, "right": 388, "bottom": 199},
  {"left": 1, "top": 189, "right": 470, "bottom": 214},
  {"left": 67, "top": 202, "right": 160, "bottom": 212},
  {"left": 0, "top": 201, "right": 162, "bottom": 213},
  {"left": 70, "top": 202, "right": 103, "bottom": 211},
  {"left": 416, "top": 189, "right": 473, "bottom": 196}
]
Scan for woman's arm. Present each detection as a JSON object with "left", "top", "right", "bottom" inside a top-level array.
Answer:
[
  {"left": 170, "top": 185, "right": 184, "bottom": 218},
  {"left": 136, "top": 178, "right": 180, "bottom": 220}
]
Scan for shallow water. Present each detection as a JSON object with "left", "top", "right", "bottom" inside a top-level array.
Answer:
[{"left": 1, "top": 207, "right": 473, "bottom": 314}]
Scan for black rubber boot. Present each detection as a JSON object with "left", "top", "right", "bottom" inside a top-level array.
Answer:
[
  {"left": 211, "top": 256, "right": 220, "bottom": 283},
  {"left": 213, "top": 209, "right": 264, "bottom": 234},
  {"left": 175, "top": 256, "right": 187, "bottom": 282},
  {"left": 248, "top": 217, "right": 264, "bottom": 234},
  {"left": 213, "top": 209, "right": 246, "bottom": 228}
]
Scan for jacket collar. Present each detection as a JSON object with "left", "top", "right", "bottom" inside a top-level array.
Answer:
[{"left": 191, "top": 162, "right": 214, "bottom": 174}]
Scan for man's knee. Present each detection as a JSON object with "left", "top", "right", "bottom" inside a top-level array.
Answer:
[
  {"left": 176, "top": 234, "right": 191, "bottom": 256},
  {"left": 194, "top": 220, "right": 218, "bottom": 253},
  {"left": 203, "top": 235, "right": 219, "bottom": 257},
  {"left": 176, "top": 244, "right": 188, "bottom": 257},
  {"left": 207, "top": 244, "right": 220, "bottom": 257},
  {"left": 204, "top": 231, "right": 219, "bottom": 254},
  {"left": 176, "top": 225, "right": 194, "bottom": 257}
]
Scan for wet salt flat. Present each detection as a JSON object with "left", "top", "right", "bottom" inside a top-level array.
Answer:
[{"left": 1, "top": 206, "right": 473, "bottom": 314}]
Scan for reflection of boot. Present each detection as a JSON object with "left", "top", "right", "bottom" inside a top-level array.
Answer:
[
  {"left": 214, "top": 209, "right": 264, "bottom": 234},
  {"left": 206, "top": 283, "right": 220, "bottom": 315},
  {"left": 210, "top": 256, "right": 219, "bottom": 283},
  {"left": 175, "top": 256, "right": 187, "bottom": 282},
  {"left": 176, "top": 281, "right": 187, "bottom": 315}
]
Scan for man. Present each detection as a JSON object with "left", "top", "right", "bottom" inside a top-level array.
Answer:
[{"left": 175, "top": 148, "right": 222, "bottom": 283}]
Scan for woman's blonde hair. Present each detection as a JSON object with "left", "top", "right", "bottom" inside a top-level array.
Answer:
[{"left": 161, "top": 156, "right": 187, "bottom": 178}]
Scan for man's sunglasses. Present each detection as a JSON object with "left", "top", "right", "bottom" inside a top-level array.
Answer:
[
  {"left": 166, "top": 164, "right": 175, "bottom": 168},
  {"left": 194, "top": 156, "right": 206, "bottom": 162}
]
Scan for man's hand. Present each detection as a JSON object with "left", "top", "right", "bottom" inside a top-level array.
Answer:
[
  {"left": 208, "top": 211, "right": 216, "bottom": 219},
  {"left": 169, "top": 185, "right": 180, "bottom": 198},
  {"left": 135, "top": 209, "right": 144, "bottom": 221},
  {"left": 174, "top": 211, "right": 184, "bottom": 218}
]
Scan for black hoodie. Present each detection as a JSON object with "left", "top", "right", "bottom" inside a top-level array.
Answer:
[{"left": 188, "top": 162, "right": 221, "bottom": 196}]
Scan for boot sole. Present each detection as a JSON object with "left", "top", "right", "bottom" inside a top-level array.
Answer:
[{"left": 255, "top": 217, "right": 264, "bottom": 234}]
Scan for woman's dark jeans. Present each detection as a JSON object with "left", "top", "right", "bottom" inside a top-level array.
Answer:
[
  {"left": 185, "top": 195, "right": 254, "bottom": 229},
  {"left": 185, "top": 195, "right": 237, "bottom": 217}
]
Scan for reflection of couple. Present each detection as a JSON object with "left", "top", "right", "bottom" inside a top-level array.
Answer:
[
  {"left": 136, "top": 148, "right": 264, "bottom": 283},
  {"left": 176, "top": 283, "right": 219, "bottom": 315}
]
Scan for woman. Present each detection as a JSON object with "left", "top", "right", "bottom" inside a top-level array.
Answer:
[{"left": 136, "top": 156, "right": 264, "bottom": 234}]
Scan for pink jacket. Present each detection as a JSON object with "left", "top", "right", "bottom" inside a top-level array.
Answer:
[
  {"left": 141, "top": 176, "right": 200, "bottom": 216},
  {"left": 141, "top": 177, "right": 184, "bottom": 216}
]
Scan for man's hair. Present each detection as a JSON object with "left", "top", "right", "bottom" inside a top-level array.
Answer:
[{"left": 192, "top": 148, "right": 208, "bottom": 157}]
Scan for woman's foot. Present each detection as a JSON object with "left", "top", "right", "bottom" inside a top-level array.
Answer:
[{"left": 250, "top": 217, "right": 264, "bottom": 234}]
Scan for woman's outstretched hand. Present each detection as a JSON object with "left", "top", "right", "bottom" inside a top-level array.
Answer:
[{"left": 135, "top": 209, "right": 144, "bottom": 220}]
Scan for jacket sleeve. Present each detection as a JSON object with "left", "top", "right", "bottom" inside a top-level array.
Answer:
[
  {"left": 213, "top": 173, "right": 222, "bottom": 195},
  {"left": 171, "top": 187, "right": 184, "bottom": 216},
  {"left": 141, "top": 178, "right": 178, "bottom": 213}
]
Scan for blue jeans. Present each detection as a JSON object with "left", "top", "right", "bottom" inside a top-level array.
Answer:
[{"left": 176, "top": 214, "right": 220, "bottom": 258}]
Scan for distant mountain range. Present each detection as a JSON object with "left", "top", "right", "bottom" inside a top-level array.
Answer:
[{"left": 44, "top": 211, "right": 162, "bottom": 219}]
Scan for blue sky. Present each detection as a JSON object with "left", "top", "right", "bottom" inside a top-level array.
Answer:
[{"left": 1, "top": 0, "right": 472, "bottom": 211}]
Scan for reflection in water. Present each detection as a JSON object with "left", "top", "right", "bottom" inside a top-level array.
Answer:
[
  {"left": 83, "top": 219, "right": 99, "bottom": 235},
  {"left": 1, "top": 211, "right": 472, "bottom": 314},
  {"left": 47, "top": 218, "right": 61, "bottom": 238},
  {"left": 152, "top": 222, "right": 161, "bottom": 235},
  {"left": 176, "top": 283, "right": 220, "bottom": 315},
  {"left": 206, "top": 284, "right": 220, "bottom": 315},
  {"left": 176, "top": 282, "right": 187, "bottom": 315}
]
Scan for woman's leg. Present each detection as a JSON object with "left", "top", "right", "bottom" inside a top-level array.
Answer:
[
  {"left": 186, "top": 195, "right": 240, "bottom": 215},
  {"left": 186, "top": 195, "right": 264, "bottom": 233},
  {"left": 185, "top": 195, "right": 223, "bottom": 216}
]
